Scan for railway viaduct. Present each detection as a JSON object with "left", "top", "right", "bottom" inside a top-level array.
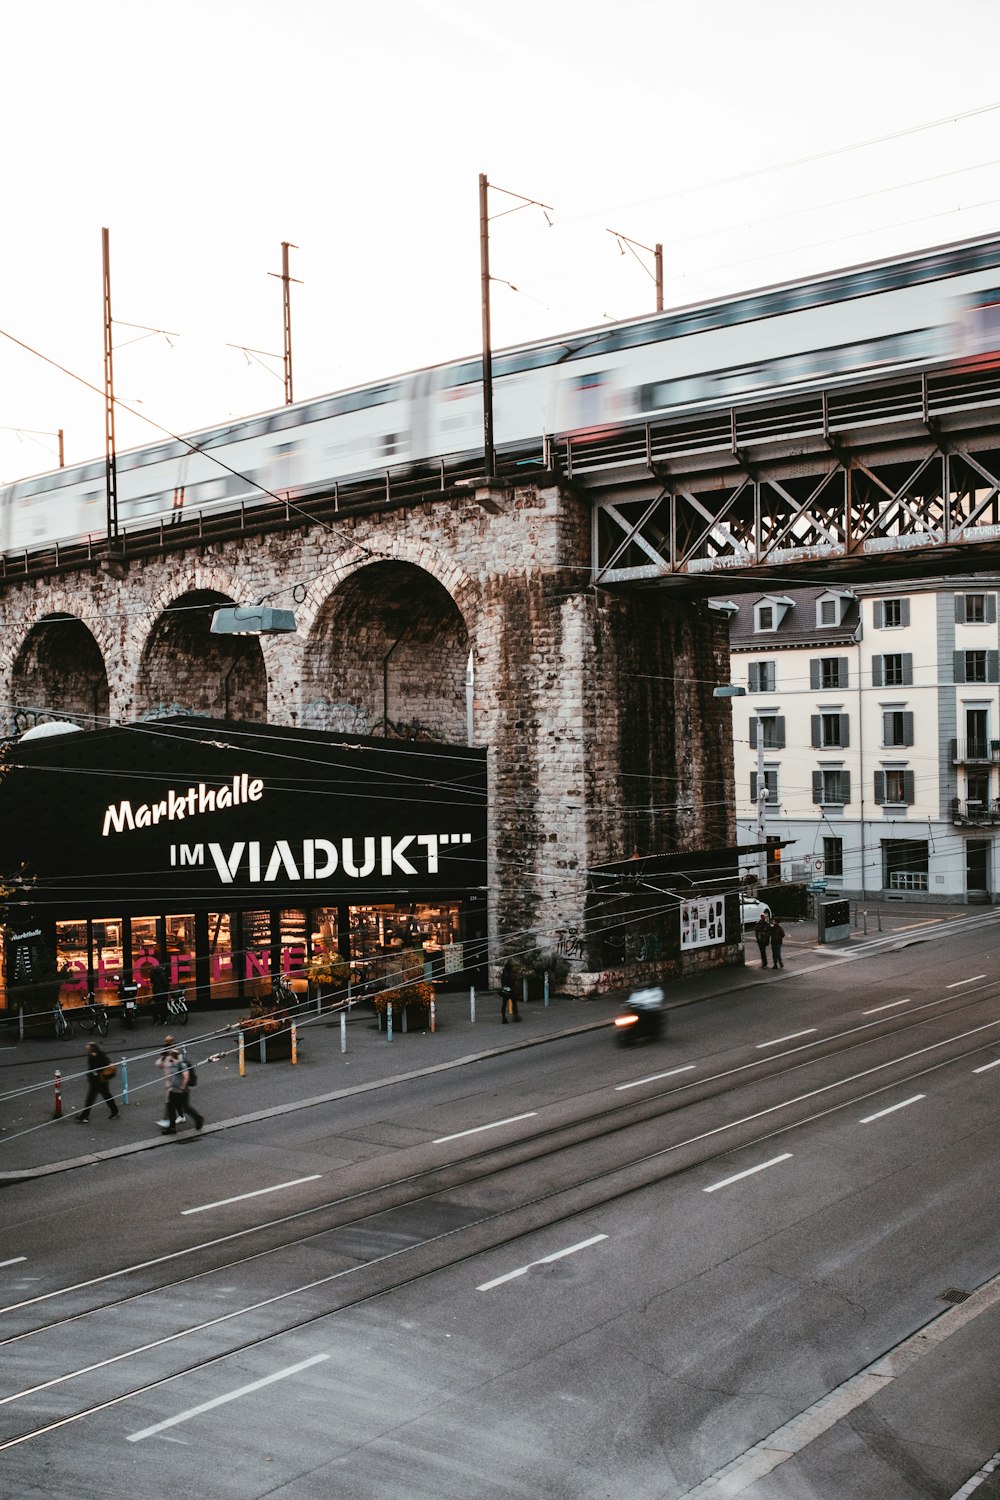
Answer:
[{"left": 0, "top": 476, "right": 735, "bottom": 987}]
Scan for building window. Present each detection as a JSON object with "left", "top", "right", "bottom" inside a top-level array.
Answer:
[
  {"left": 755, "top": 603, "right": 775, "bottom": 631},
  {"left": 810, "top": 656, "right": 848, "bottom": 690},
  {"left": 823, "top": 836, "right": 844, "bottom": 877},
  {"left": 956, "top": 593, "right": 996, "bottom": 623},
  {"left": 813, "top": 769, "right": 851, "bottom": 806},
  {"left": 874, "top": 598, "right": 910, "bottom": 628},
  {"left": 955, "top": 650, "right": 999, "bottom": 684},
  {"left": 750, "top": 769, "right": 778, "bottom": 804},
  {"left": 872, "top": 653, "right": 913, "bottom": 687},
  {"left": 875, "top": 768, "right": 915, "bottom": 805},
  {"left": 882, "top": 709, "right": 914, "bottom": 747},
  {"left": 810, "top": 711, "right": 849, "bottom": 749},
  {"left": 747, "top": 660, "right": 776, "bottom": 692},
  {"left": 882, "top": 838, "right": 928, "bottom": 891},
  {"left": 749, "top": 715, "right": 785, "bottom": 750}
]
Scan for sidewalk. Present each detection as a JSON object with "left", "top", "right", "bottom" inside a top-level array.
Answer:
[{"left": 0, "top": 901, "right": 987, "bottom": 1185}]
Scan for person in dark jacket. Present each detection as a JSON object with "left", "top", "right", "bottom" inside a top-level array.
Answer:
[
  {"left": 149, "top": 956, "right": 170, "bottom": 1024},
  {"left": 500, "top": 959, "right": 520, "bottom": 1023},
  {"left": 754, "top": 913, "right": 771, "bottom": 967},
  {"left": 156, "top": 1034, "right": 204, "bottom": 1134},
  {"left": 78, "top": 1041, "right": 119, "bottom": 1123},
  {"left": 769, "top": 919, "right": 786, "bottom": 969}
]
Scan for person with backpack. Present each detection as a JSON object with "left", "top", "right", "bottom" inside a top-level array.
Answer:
[
  {"left": 156, "top": 1034, "right": 204, "bottom": 1135},
  {"left": 769, "top": 918, "right": 787, "bottom": 969},
  {"left": 77, "top": 1041, "right": 120, "bottom": 1124}
]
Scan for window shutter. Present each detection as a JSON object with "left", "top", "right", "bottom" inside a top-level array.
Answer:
[
  {"left": 812, "top": 771, "right": 822, "bottom": 804},
  {"left": 839, "top": 714, "right": 850, "bottom": 748},
  {"left": 903, "top": 770, "right": 915, "bottom": 804},
  {"left": 842, "top": 771, "right": 851, "bottom": 804},
  {"left": 988, "top": 595, "right": 997, "bottom": 624},
  {"left": 902, "top": 653, "right": 913, "bottom": 685},
  {"left": 873, "top": 601, "right": 884, "bottom": 629},
  {"left": 874, "top": 771, "right": 886, "bottom": 804},
  {"left": 764, "top": 662, "right": 775, "bottom": 691},
  {"left": 900, "top": 599, "right": 910, "bottom": 627},
  {"left": 872, "top": 656, "right": 884, "bottom": 687},
  {"left": 749, "top": 718, "right": 758, "bottom": 749},
  {"left": 811, "top": 715, "right": 821, "bottom": 748},
  {"left": 902, "top": 711, "right": 914, "bottom": 745},
  {"left": 774, "top": 716, "right": 786, "bottom": 749},
  {"left": 838, "top": 656, "right": 849, "bottom": 687},
  {"left": 750, "top": 772, "right": 758, "bottom": 801},
  {"left": 955, "top": 595, "right": 967, "bottom": 623},
  {"left": 809, "top": 659, "right": 820, "bottom": 690},
  {"left": 748, "top": 663, "right": 760, "bottom": 692},
  {"left": 954, "top": 650, "right": 966, "bottom": 683},
  {"left": 988, "top": 651, "right": 999, "bottom": 683}
]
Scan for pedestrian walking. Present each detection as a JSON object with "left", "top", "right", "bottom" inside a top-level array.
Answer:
[
  {"left": 156, "top": 1034, "right": 204, "bottom": 1135},
  {"left": 769, "top": 918, "right": 786, "bottom": 969},
  {"left": 500, "top": 958, "right": 520, "bottom": 1023},
  {"left": 149, "top": 955, "right": 170, "bottom": 1025},
  {"left": 754, "top": 913, "right": 771, "bottom": 968},
  {"left": 77, "top": 1041, "right": 120, "bottom": 1123}
]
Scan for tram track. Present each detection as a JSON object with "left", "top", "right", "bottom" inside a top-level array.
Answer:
[{"left": 2, "top": 979, "right": 1000, "bottom": 1449}]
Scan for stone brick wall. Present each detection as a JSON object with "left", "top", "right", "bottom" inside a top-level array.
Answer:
[{"left": 0, "top": 480, "right": 736, "bottom": 985}]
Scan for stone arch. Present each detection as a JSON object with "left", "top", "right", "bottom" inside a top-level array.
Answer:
[
  {"left": 301, "top": 560, "right": 470, "bottom": 741},
  {"left": 135, "top": 589, "right": 269, "bottom": 722},
  {"left": 8, "top": 614, "right": 110, "bottom": 734}
]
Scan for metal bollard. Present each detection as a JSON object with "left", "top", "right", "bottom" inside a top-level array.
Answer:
[
  {"left": 387, "top": 1003, "right": 393, "bottom": 1043},
  {"left": 291, "top": 1023, "right": 298, "bottom": 1066},
  {"left": 543, "top": 972, "right": 550, "bottom": 1006},
  {"left": 340, "top": 1011, "right": 347, "bottom": 1053},
  {"left": 470, "top": 985, "right": 476, "bottom": 1023},
  {"left": 238, "top": 1030, "right": 245, "bottom": 1077},
  {"left": 54, "top": 1068, "right": 63, "bottom": 1119},
  {"left": 522, "top": 978, "right": 529, "bottom": 1007},
  {"left": 261, "top": 1033, "right": 267, "bottom": 1065},
  {"left": 430, "top": 998, "right": 436, "bottom": 1033},
  {"left": 402, "top": 1007, "right": 408, "bottom": 1033},
  {"left": 18, "top": 1006, "right": 24, "bottom": 1042},
  {"left": 120, "top": 1057, "right": 129, "bottom": 1105}
]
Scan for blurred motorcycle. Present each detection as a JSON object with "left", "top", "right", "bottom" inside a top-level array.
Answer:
[{"left": 613, "top": 986, "right": 667, "bottom": 1046}]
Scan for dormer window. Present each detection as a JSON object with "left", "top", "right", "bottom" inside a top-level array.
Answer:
[
  {"left": 816, "top": 590, "right": 854, "bottom": 627},
  {"left": 754, "top": 596, "right": 793, "bottom": 633}
]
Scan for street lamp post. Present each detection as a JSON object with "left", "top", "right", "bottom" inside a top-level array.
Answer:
[{"left": 714, "top": 684, "right": 767, "bottom": 884}]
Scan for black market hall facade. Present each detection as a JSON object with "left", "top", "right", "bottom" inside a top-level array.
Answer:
[{"left": 0, "top": 718, "right": 488, "bottom": 1014}]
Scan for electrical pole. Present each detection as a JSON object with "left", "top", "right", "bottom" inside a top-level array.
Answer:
[
  {"left": 479, "top": 174, "right": 494, "bottom": 479},
  {"left": 269, "top": 242, "right": 301, "bottom": 405},
  {"left": 755, "top": 715, "right": 767, "bottom": 883},
  {"left": 607, "top": 229, "right": 664, "bottom": 312},
  {"left": 102, "top": 227, "right": 119, "bottom": 546}
]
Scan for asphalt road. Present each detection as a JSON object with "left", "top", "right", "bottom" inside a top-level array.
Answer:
[{"left": 3, "top": 911, "right": 1000, "bottom": 1497}]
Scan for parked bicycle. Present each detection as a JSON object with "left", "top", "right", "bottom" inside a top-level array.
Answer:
[
  {"left": 165, "top": 989, "right": 189, "bottom": 1025},
  {"left": 53, "top": 1002, "right": 73, "bottom": 1039},
  {"left": 75, "top": 997, "right": 110, "bottom": 1037}
]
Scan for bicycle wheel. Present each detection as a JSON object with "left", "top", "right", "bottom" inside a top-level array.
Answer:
[
  {"left": 96, "top": 1012, "right": 109, "bottom": 1036},
  {"left": 177, "top": 1004, "right": 188, "bottom": 1026}
]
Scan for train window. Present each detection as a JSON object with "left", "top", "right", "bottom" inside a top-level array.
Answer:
[
  {"left": 441, "top": 361, "right": 482, "bottom": 389},
  {"left": 493, "top": 346, "right": 564, "bottom": 377}
]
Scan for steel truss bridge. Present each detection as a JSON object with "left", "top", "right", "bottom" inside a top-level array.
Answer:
[{"left": 574, "top": 362, "right": 1000, "bottom": 594}]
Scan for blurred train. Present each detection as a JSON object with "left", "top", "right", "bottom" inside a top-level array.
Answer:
[{"left": 4, "top": 231, "right": 1000, "bottom": 559}]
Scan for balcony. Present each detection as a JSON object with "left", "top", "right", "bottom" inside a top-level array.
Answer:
[
  {"left": 951, "top": 738, "right": 1000, "bottom": 764},
  {"left": 951, "top": 797, "right": 1000, "bottom": 825}
]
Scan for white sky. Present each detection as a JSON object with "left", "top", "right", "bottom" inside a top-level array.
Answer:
[{"left": 2, "top": 0, "right": 999, "bottom": 482}]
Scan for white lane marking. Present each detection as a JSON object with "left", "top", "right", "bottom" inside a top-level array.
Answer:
[
  {"left": 973, "top": 1058, "right": 1000, "bottom": 1074},
  {"left": 860, "top": 1094, "right": 925, "bottom": 1124},
  {"left": 948, "top": 975, "right": 987, "bottom": 988},
  {"left": 477, "top": 1234, "right": 607, "bottom": 1291},
  {"left": 0, "top": 1258, "right": 27, "bottom": 1269},
  {"left": 127, "top": 1353, "right": 329, "bottom": 1443},
  {"left": 434, "top": 1112, "right": 536, "bottom": 1144},
  {"left": 863, "top": 998, "right": 912, "bottom": 1015},
  {"left": 756, "top": 1030, "right": 817, "bottom": 1049},
  {"left": 181, "top": 1176, "right": 322, "bottom": 1215},
  {"left": 703, "top": 1153, "right": 792, "bottom": 1194},
  {"left": 616, "top": 1065, "right": 696, "bottom": 1091}
]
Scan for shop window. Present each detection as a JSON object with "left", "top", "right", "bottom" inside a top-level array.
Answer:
[
  {"left": 207, "top": 912, "right": 239, "bottom": 1002},
  {"left": 278, "top": 908, "right": 308, "bottom": 994},
  {"left": 241, "top": 909, "right": 274, "bottom": 1001},
  {"left": 91, "top": 918, "right": 124, "bottom": 1003},
  {"left": 131, "top": 916, "right": 160, "bottom": 998},
  {"left": 55, "top": 920, "right": 90, "bottom": 1005},
  {"left": 164, "top": 915, "right": 196, "bottom": 996}
]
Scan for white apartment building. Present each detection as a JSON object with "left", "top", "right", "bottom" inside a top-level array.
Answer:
[{"left": 715, "top": 578, "right": 1000, "bottom": 903}]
